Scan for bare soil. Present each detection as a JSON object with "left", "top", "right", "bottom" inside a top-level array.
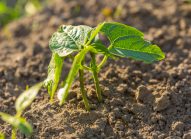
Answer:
[{"left": 0, "top": 0, "right": 191, "bottom": 139}]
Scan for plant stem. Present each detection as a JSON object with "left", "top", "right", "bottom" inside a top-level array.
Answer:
[
  {"left": 81, "top": 65, "right": 91, "bottom": 71},
  {"left": 86, "top": 22, "right": 105, "bottom": 45},
  {"left": 11, "top": 128, "right": 16, "bottom": 139},
  {"left": 90, "top": 52, "right": 102, "bottom": 102},
  {"left": 59, "top": 47, "right": 92, "bottom": 105},
  {"left": 79, "top": 69, "right": 90, "bottom": 111},
  {"left": 97, "top": 55, "right": 108, "bottom": 71},
  {"left": 97, "top": 45, "right": 112, "bottom": 71}
]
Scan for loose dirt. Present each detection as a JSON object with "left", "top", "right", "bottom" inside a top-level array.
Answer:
[{"left": 0, "top": 0, "right": 191, "bottom": 138}]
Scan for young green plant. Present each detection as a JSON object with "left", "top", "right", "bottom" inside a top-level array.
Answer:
[
  {"left": 43, "top": 22, "right": 165, "bottom": 110},
  {"left": 0, "top": 82, "right": 43, "bottom": 139}
]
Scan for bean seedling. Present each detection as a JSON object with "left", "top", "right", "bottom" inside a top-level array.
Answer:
[
  {"left": 0, "top": 22, "right": 165, "bottom": 138},
  {"left": 42, "top": 22, "right": 165, "bottom": 110},
  {"left": 0, "top": 82, "right": 42, "bottom": 139}
]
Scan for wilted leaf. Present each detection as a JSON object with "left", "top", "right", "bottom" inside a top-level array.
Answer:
[
  {"left": 0, "top": 113, "right": 32, "bottom": 136},
  {"left": 15, "top": 82, "right": 43, "bottom": 113},
  {"left": 49, "top": 25, "right": 92, "bottom": 57}
]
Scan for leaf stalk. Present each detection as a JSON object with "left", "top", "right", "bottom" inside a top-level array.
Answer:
[
  {"left": 98, "top": 55, "right": 108, "bottom": 71},
  {"left": 59, "top": 47, "right": 92, "bottom": 105},
  {"left": 79, "top": 69, "right": 90, "bottom": 111},
  {"left": 90, "top": 52, "right": 102, "bottom": 102},
  {"left": 11, "top": 128, "right": 16, "bottom": 139}
]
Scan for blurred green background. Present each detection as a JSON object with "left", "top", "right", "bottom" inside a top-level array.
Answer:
[
  {"left": 1, "top": 0, "right": 191, "bottom": 28},
  {"left": 0, "top": 0, "right": 49, "bottom": 28}
]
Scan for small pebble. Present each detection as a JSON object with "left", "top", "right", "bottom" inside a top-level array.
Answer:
[
  {"left": 183, "top": 132, "right": 191, "bottom": 139},
  {"left": 135, "top": 85, "right": 154, "bottom": 104},
  {"left": 154, "top": 91, "right": 170, "bottom": 111}
]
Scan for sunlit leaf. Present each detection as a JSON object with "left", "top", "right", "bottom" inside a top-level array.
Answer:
[
  {"left": 49, "top": 25, "right": 92, "bottom": 57},
  {"left": 0, "top": 113, "right": 32, "bottom": 136},
  {"left": 109, "top": 35, "right": 165, "bottom": 63},
  {"left": 0, "top": 2, "right": 8, "bottom": 14},
  {"left": 98, "top": 22, "right": 165, "bottom": 63},
  {"left": 15, "top": 82, "right": 43, "bottom": 113},
  {"left": 0, "top": 132, "right": 4, "bottom": 139},
  {"left": 100, "top": 22, "right": 143, "bottom": 42}
]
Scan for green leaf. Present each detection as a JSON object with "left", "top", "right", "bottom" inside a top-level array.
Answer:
[
  {"left": 87, "top": 22, "right": 144, "bottom": 56},
  {"left": 0, "top": 132, "right": 4, "bottom": 139},
  {"left": 0, "top": 2, "right": 7, "bottom": 14},
  {"left": 15, "top": 82, "right": 43, "bottom": 113},
  {"left": 90, "top": 41, "right": 110, "bottom": 55},
  {"left": 44, "top": 53, "right": 64, "bottom": 100},
  {"left": 49, "top": 25, "right": 92, "bottom": 57},
  {"left": 0, "top": 113, "right": 32, "bottom": 136},
  {"left": 100, "top": 22, "right": 144, "bottom": 42},
  {"left": 109, "top": 35, "right": 165, "bottom": 63},
  {"left": 86, "top": 25, "right": 110, "bottom": 55},
  {"left": 98, "top": 22, "right": 164, "bottom": 63}
]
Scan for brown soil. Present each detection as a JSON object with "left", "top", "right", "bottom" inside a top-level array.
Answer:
[{"left": 0, "top": 0, "right": 191, "bottom": 139}]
